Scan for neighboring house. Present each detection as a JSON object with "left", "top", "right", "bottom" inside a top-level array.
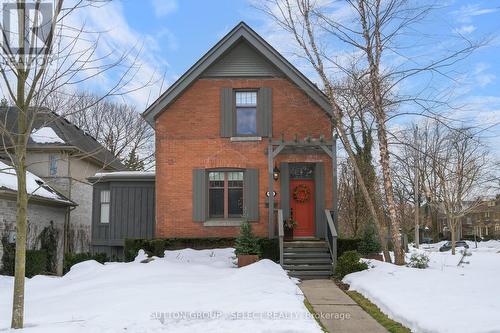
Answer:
[
  {"left": 139, "top": 22, "right": 337, "bottom": 278},
  {"left": 0, "top": 160, "right": 75, "bottom": 274},
  {"left": 88, "top": 171, "right": 155, "bottom": 258},
  {"left": 0, "top": 107, "right": 125, "bottom": 254},
  {"left": 436, "top": 195, "right": 500, "bottom": 240}
]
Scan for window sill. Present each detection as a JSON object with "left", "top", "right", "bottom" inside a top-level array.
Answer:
[
  {"left": 230, "top": 136, "right": 262, "bottom": 142},
  {"left": 204, "top": 219, "right": 249, "bottom": 227}
]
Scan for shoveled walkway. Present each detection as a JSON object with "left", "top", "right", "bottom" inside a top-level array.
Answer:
[{"left": 299, "top": 279, "right": 388, "bottom": 333}]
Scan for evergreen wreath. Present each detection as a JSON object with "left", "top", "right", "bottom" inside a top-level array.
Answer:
[{"left": 292, "top": 184, "right": 310, "bottom": 203}]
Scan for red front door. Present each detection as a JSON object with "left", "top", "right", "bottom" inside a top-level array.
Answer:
[{"left": 290, "top": 179, "right": 315, "bottom": 237}]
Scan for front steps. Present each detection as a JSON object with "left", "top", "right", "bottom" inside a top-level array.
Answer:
[{"left": 283, "top": 240, "right": 333, "bottom": 279}]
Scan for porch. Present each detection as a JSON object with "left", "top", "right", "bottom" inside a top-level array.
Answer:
[{"left": 266, "top": 136, "right": 339, "bottom": 279}]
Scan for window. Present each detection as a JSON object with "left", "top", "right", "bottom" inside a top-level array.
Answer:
[
  {"left": 235, "top": 91, "right": 257, "bottom": 136},
  {"left": 485, "top": 211, "right": 490, "bottom": 218},
  {"left": 209, "top": 171, "right": 244, "bottom": 219},
  {"left": 100, "top": 190, "right": 110, "bottom": 224},
  {"left": 49, "top": 154, "right": 57, "bottom": 176},
  {"left": 495, "top": 224, "right": 500, "bottom": 232}
]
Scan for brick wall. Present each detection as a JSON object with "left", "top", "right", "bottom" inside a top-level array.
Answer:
[{"left": 155, "top": 78, "right": 333, "bottom": 238}]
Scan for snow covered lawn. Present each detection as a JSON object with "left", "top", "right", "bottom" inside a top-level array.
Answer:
[
  {"left": 344, "top": 241, "right": 500, "bottom": 333},
  {"left": 0, "top": 248, "right": 322, "bottom": 333}
]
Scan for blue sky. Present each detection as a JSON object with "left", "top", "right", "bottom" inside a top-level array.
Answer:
[{"left": 63, "top": 0, "right": 500, "bottom": 146}]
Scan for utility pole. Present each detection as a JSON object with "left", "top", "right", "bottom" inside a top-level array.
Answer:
[{"left": 414, "top": 125, "right": 420, "bottom": 248}]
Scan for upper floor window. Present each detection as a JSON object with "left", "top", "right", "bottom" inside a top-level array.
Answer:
[
  {"left": 235, "top": 91, "right": 257, "bottom": 136},
  {"left": 209, "top": 171, "right": 244, "bottom": 219},
  {"left": 100, "top": 190, "right": 110, "bottom": 224},
  {"left": 49, "top": 154, "right": 58, "bottom": 176}
]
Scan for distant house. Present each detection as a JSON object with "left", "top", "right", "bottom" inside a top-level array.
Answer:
[
  {"left": 0, "top": 107, "right": 125, "bottom": 255},
  {"left": 436, "top": 196, "right": 500, "bottom": 240},
  {"left": 0, "top": 160, "right": 75, "bottom": 274}
]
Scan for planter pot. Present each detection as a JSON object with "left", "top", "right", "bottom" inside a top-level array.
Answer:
[
  {"left": 284, "top": 228, "right": 294, "bottom": 241},
  {"left": 237, "top": 254, "right": 259, "bottom": 268},
  {"left": 363, "top": 253, "right": 384, "bottom": 261}
]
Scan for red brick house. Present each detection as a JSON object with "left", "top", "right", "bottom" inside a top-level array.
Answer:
[{"left": 143, "top": 22, "right": 337, "bottom": 277}]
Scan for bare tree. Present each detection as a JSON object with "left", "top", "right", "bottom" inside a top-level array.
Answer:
[
  {"left": 434, "top": 127, "right": 489, "bottom": 254},
  {"left": 46, "top": 90, "right": 155, "bottom": 170},
  {"left": 0, "top": 0, "right": 148, "bottom": 327},
  {"left": 258, "top": 0, "right": 482, "bottom": 264}
]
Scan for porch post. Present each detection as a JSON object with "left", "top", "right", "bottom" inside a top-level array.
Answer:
[
  {"left": 332, "top": 133, "right": 338, "bottom": 231},
  {"left": 268, "top": 141, "right": 275, "bottom": 238}
]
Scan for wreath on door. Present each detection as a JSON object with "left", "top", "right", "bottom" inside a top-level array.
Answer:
[{"left": 293, "top": 184, "right": 311, "bottom": 203}]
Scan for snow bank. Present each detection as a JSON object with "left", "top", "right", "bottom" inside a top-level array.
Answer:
[
  {"left": 344, "top": 241, "right": 500, "bottom": 333},
  {"left": 0, "top": 161, "right": 69, "bottom": 202},
  {"left": 0, "top": 248, "right": 321, "bottom": 333},
  {"left": 30, "top": 127, "right": 64, "bottom": 144}
]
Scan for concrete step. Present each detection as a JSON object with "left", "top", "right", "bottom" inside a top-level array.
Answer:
[
  {"left": 288, "top": 270, "right": 332, "bottom": 279},
  {"left": 284, "top": 258, "right": 332, "bottom": 265},
  {"left": 284, "top": 241, "right": 327, "bottom": 248},
  {"left": 283, "top": 252, "right": 331, "bottom": 258},
  {"left": 283, "top": 264, "right": 332, "bottom": 271},
  {"left": 283, "top": 247, "right": 329, "bottom": 253}
]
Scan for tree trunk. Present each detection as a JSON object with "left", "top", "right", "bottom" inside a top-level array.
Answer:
[
  {"left": 11, "top": 162, "right": 27, "bottom": 329},
  {"left": 450, "top": 218, "right": 456, "bottom": 255}
]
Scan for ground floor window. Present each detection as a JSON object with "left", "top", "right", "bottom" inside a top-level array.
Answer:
[{"left": 209, "top": 171, "right": 244, "bottom": 218}]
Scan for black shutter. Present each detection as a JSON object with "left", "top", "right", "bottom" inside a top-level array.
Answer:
[
  {"left": 220, "top": 87, "right": 233, "bottom": 137},
  {"left": 257, "top": 87, "right": 272, "bottom": 137},
  {"left": 244, "top": 169, "right": 259, "bottom": 221},
  {"left": 192, "top": 169, "right": 207, "bottom": 222},
  {"left": 280, "top": 162, "right": 290, "bottom": 220},
  {"left": 315, "top": 162, "right": 325, "bottom": 238}
]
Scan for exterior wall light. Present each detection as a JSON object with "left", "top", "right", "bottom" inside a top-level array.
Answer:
[{"left": 273, "top": 165, "right": 280, "bottom": 181}]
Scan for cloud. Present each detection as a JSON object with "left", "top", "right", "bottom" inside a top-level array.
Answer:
[
  {"left": 454, "top": 4, "right": 498, "bottom": 23},
  {"left": 151, "top": 0, "right": 178, "bottom": 17},
  {"left": 454, "top": 25, "right": 476, "bottom": 34},
  {"left": 58, "top": 1, "right": 175, "bottom": 110}
]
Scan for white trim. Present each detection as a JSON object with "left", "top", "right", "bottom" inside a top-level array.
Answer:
[{"left": 230, "top": 136, "right": 262, "bottom": 142}]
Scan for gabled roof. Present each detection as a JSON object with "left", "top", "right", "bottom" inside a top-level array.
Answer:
[
  {"left": 142, "top": 21, "right": 332, "bottom": 126},
  {"left": 0, "top": 107, "right": 125, "bottom": 170}
]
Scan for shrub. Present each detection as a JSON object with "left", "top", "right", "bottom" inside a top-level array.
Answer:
[
  {"left": 1, "top": 236, "right": 48, "bottom": 277},
  {"left": 258, "top": 238, "right": 279, "bottom": 262},
  {"left": 335, "top": 250, "right": 368, "bottom": 279},
  {"left": 25, "top": 250, "right": 48, "bottom": 277},
  {"left": 357, "top": 223, "right": 381, "bottom": 255},
  {"left": 63, "top": 252, "right": 109, "bottom": 274},
  {"left": 38, "top": 224, "right": 59, "bottom": 273},
  {"left": 124, "top": 237, "right": 237, "bottom": 262},
  {"left": 234, "top": 222, "right": 261, "bottom": 256},
  {"left": 338, "top": 238, "right": 362, "bottom": 257},
  {"left": 406, "top": 252, "right": 430, "bottom": 269}
]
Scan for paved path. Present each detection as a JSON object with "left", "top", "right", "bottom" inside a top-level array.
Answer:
[{"left": 299, "top": 279, "right": 388, "bottom": 333}]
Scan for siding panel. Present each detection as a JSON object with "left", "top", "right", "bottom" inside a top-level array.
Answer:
[
  {"left": 315, "top": 162, "right": 325, "bottom": 238},
  {"left": 220, "top": 88, "right": 233, "bottom": 137},
  {"left": 202, "top": 41, "right": 283, "bottom": 78},
  {"left": 192, "top": 169, "right": 208, "bottom": 221},
  {"left": 280, "top": 162, "right": 290, "bottom": 220},
  {"left": 258, "top": 87, "right": 272, "bottom": 137},
  {"left": 244, "top": 169, "right": 259, "bottom": 221}
]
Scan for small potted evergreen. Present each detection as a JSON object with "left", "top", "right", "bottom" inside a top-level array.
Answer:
[
  {"left": 284, "top": 219, "right": 297, "bottom": 240},
  {"left": 234, "top": 222, "right": 261, "bottom": 267}
]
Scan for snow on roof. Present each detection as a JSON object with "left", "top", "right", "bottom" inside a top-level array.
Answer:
[
  {"left": 31, "top": 126, "right": 65, "bottom": 144},
  {"left": 0, "top": 160, "right": 72, "bottom": 204},
  {"left": 90, "top": 171, "right": 155, "bottom": 182}
]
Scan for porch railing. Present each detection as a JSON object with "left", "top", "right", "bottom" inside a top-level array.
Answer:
[
  {"left": 277, "top": 209, "right": 284, "bottom": 265},
  {"left": 325, "top": 209, "right": 338, "bottom": 269}
]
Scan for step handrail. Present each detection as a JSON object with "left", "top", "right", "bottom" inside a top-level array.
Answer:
[
  {"left": 324, "top": 209, "right": 338, "bottom": 268},
  {"left": 277, "top": 209, "right": 284, "bottom": 265}
]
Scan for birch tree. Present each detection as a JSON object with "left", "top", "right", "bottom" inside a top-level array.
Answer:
[
  {"left": 0, "top": 0, "right": 146, "bottom": 327},
  {"left": 259, "top": 0, "right": 481, "bottom": 264}
]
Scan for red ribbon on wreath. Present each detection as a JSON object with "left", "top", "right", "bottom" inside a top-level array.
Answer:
[{"left": 293, "top": 184, "right": 310, "bottom": 203}]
